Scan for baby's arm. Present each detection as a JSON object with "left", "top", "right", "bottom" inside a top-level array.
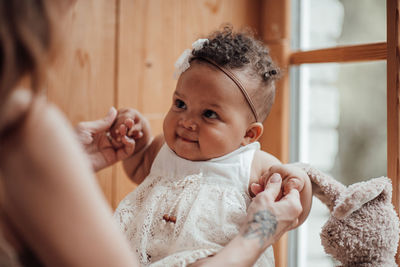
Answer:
[
  {"left": 122, "top": 134, "right": 164, "bottom": 184},
  {"left": 250, "top": 151, "right": 312, "bottom": 228},
  {"left": 249, "top": 150, "right": 281, "bottom": 197},
  {"left": 109, "top": 108, "right": 164, "bottom": 184}
]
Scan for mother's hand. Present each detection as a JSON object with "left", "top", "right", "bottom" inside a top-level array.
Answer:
[
  {"left": 75, "top": 107, "right": 135, "bottom": 172},
  {"left": 191, "top": 174, "right": 302, "bottom": 267},
  {"left": 241, "top": 173, "right": 302, "bottom": 251}
]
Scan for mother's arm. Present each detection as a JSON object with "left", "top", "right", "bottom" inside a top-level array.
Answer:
[
  {"left": 190, "top": 173, "right": 302, "bottom": 267},
  {"left": 0, "top": 97, "right": 140, "bottom": 267}
]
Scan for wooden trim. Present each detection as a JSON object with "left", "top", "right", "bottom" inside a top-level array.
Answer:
[
  {"left": 387, "top": 0, "right": 400, "bottom": 264},
  {"left": 260, "top": 0, "right": 290, "bottom": 169},
  {"left": 260, "top": 0, "right": 291, "bottom": 266},
  {"left": 290, "top": 42, "right": 387, "bottom": 65}
]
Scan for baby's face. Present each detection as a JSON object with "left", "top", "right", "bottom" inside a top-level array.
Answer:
[{"left": 163, "top": 62, "right": 253, "bottom": 161}]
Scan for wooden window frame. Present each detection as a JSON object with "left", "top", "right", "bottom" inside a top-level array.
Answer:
[{"left": 261, "top": 0, "right": 399, "bottom": 265}]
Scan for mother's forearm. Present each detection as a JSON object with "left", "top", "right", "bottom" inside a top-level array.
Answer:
[
  {"left": 189, "top": 236, "right": 270, "bottom": 267},
  {"left": 190, "top": 210, "right": 278, "bottom": 267}
]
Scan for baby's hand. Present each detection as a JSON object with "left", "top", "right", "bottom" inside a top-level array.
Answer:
[
  {"left": 109, "top": 108, "right": 145, "bottom": 149},
  {"left": 281, "top": 175, "right": 305, "bottom": 197},
  {"left": 251, "top": 164, "right": 308, "bottom": 199},
  {"left": 251, "top": 164, "right": 312, "bottom": 228}
]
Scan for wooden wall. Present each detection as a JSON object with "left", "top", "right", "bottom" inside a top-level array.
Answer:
[
  {"left": 47, "top": 0, "right": 117, "bottom": 202},
  {"left": 115, "top": 0, "right": 262, "bottom": 207},
  {"left": 46, "top": 0, "right": 288, "bottom": 265},
  {"left": 48, "top": 0, "right": 272, "bottom": 208}
]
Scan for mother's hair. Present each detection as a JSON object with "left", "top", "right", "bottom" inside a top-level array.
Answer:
[
  {"left": 0, "top": 0, "right": 57, "bottom": 94},
  {"left": 0, "top": 0, "right": 61, "bottom": 136}
]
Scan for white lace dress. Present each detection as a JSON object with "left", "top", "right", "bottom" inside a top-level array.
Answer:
[{"left": 114, "top": 142, "right": 274, "bottom": 267}]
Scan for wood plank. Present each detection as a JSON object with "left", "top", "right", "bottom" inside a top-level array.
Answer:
[
  {"left": 290, "top": 42, "right": 387, "bottom": 65},
  {"left": 46, "top": 0, "right": 117, "bottom": 203},
  {"left": 260, "top": 0, "right": 291, "bottom": 266},
  {"left": 386, "top": 0, "right": 400, "bottom": 264},
  {"left": 115, "top": 0, "right": 261, "bottom": 207}
]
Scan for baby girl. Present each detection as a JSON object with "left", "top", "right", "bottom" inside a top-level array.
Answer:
[{"left": 111, "top": 26, "right": 312, "bottom": 266}]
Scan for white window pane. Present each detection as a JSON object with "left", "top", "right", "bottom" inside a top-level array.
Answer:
[
  {"left": 300, "top": 0, "right": 386, "bottom": 50},
  {"left": 292, "top": 60, "right": 386, "bottom": 266}
]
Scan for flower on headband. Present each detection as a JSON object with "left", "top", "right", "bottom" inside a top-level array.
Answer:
[
  {"left": 191, "top": 38, "right": 208, "bottom": 51},
  {"left": 173, "top": 38, "right": 209, "bottom": 79}
]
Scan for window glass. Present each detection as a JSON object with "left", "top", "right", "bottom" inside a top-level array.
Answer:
[
  {"left": 299, "top": 62, "right": 387, "bottom": 183},
  {"left": 299, "top": 0, "right": 386, "bottom": 50},
  {"left": 292, "top": 61, "right": 386, "bottom": 266},
  {"left": 290, "top": 0, "right": 387, "bottom": 265}
]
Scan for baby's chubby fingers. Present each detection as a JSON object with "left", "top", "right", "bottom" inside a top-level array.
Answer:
[
  {"left": 267, "top": 164, "right": 310, "bottom": 194},
  {"left": 251, "top": 173, "right": 284, "bottom": 200},
  {"left": 113, "top": 108, "right": 140, "bottom": 133},
  {"left": 250, "top": 183, "right": 263, "bottom": 196},
  {"left": 251, "top": 173, "right": 282, "bottom": 199},
  {"left": 116, "top": 118, "right": 133, "bottom": 136},
  {"left": 250, "top": 172, "right": 269, "bottom": 196},
  {"left": 114, "top": 124, "right": 128, "bottom": 142},
  {"left": 115, "top": 119, "right": 133, "bottom": 134},
  {"left": 124, "top": 118, "right": 134, "bottom": 129},
  {"left": 268, "top": 164, "right": 300, "bottom": 179},
  {"left": 282, "top": 177, "right": 304, "bottom": 195},
  {"left": 127, "top": 123, "right": 144, "bottom": 139}
]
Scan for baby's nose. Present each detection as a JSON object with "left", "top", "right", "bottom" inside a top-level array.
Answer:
[{"left": 179, "top": 117, "right": 197, "bottom": 131}]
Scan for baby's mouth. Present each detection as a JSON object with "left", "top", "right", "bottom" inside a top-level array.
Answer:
[{"left": 177, "top": 134, "right": 198, "bottom": 143}]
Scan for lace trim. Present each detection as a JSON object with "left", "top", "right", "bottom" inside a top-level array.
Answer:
[{"left": 149, "top": 248, "right": 218, "bottom": 267}]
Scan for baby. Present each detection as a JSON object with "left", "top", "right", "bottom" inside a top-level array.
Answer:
[{"left": 112, "top": 26, "right": 312, "bottom": 266}]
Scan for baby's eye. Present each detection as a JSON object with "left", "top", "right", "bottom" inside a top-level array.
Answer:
[
  {"left": 174, "top": 99, "right": 186, "bottom": 109},
  {"left": 203, "top": 109, "right": 218, "bottom": 119}
]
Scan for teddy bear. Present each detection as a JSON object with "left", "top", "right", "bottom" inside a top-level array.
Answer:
[{"left": 299, "top": 164, "right": 400, "bottom": 266}]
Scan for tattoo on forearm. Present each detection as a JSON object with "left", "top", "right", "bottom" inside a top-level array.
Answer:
[{"left": 243, "top": 210, "right": 277, "bottom": 247}]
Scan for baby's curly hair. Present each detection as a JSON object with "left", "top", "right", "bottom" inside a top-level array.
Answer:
[{"left": 192, "top": 25, "right": 280, "bottom": 122}]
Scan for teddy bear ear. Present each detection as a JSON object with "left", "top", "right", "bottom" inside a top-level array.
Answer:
[{"left": 332, "top": 177, "right": 392, "bottom": 219}]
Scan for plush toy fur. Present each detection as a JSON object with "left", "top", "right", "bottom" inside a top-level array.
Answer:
[{"left": 299, "top": 164, "right": 400, "bottom": 267}]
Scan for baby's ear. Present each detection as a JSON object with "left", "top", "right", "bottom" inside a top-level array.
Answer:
[
  {"left": 332, "top": 177, "right": 392, "bottom": 219},
  {"left": 242, "top": 122, "right": 263, "bottom": 145}
]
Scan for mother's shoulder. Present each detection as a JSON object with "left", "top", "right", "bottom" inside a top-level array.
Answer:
[{"left": 0, "top": 88, "right": 33, "bottom": 134}]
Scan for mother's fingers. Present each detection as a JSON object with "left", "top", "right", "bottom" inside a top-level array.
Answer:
[
  {"left": 77, "top": 107, "right": 117, "bottom": 133},
  {"left": 250, "top": 183, "right": 263, "bottom": 196},
  {"left": 280, "top": 189, "right": 302, "bottom": 218},
  {"left": 282, "top": 188, "right": 300, "bottom": 201},
  {"left": 116, "top": 136, "right": 136, "bottom": 160},
  {"left": 261, "top": 173, "right": 282, "bottom": 202}
]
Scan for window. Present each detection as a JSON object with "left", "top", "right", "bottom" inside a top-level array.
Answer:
[{"left": 288, "top": 0, "right": 393, "bottom": 266}]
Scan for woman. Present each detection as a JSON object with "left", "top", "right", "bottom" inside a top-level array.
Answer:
[{"left": 0, "top": 0, "right": 302, "bottom": 266}]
